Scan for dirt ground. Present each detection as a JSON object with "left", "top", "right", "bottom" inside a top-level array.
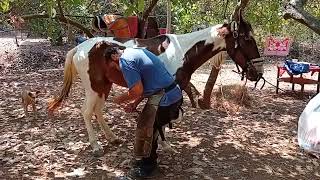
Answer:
[{"left": 1, "top": 36, "right": 320, "bottom": 180}]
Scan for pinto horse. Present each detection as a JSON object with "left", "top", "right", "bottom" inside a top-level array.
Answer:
[{"left": 48, "top": 10, "right": 263, "bottom": 155}]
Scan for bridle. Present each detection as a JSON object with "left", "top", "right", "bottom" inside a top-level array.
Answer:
[{"left": 229, "top": 21, "right": 266, "bottom": 89}]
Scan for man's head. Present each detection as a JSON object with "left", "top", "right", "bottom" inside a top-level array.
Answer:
[
  {"left": 104, "top": 45, "right": 122, "bottom": 63},
  {"left": 100, "top": 42, "right": 126, "bottom": 72}
]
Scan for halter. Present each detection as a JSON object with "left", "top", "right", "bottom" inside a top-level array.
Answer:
[
  {"left": 230, "top": 23, "right": 252, "bottom": 80},
  {"left": 230, "top": 21, "right": 265, "bottom": 89}
]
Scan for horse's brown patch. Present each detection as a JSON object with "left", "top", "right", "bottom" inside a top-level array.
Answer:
[
  {"left": 114, "top": 35, "right": 170, "bottom": 55},
  {"left": 113, "top": 37, "right": 133, "bottom": 44},
  {"left": 88, "top": 42, "right": 110, "bottom": 97},
  {"left": 87, "top": 42, "right": 126, "bottom": 98},
  {"left": 135, "top": 35, "right": 170, "bottom": 55},
  {"left": 176, "top": 41, "right": 222, "bottom": 89}
]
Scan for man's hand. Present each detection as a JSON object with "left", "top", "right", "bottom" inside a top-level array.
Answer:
[{"left": 113, "top": 81, "right": 143, "bottom": 105}]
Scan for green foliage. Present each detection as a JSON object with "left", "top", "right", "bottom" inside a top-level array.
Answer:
[
  {"left": 0, "top": 0, "right": 12, "bottom": 13},
  {"left": 1, "top": 0, "right": 319, "bottom": 46},
  {"left": 119, "top": 0, "right": 145, "bottom": 16},
  {"left": 171, "top": 0, "right": 319, "bottom": 44}
]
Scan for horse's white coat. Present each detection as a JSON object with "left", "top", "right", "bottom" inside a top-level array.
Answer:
[{"left": 158, "top": 24, "right": 225, "bottom": 74}]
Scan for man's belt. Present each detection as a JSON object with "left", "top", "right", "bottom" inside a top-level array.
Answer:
[{"left": 164, "top": 82, "right": 177, "bottom": 93}]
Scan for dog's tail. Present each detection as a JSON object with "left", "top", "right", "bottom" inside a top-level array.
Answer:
[{"left": 48, "top": 47, "right": 77, "bottom": 112}]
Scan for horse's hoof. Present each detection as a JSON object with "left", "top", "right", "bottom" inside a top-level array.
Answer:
[
  {"left": 110, "top": 138, "right": 123, "bottom": 145},
  {"left": 191, "top": 102, "right": 197, "bottom": 108},
  {"left": 93, "top": 148, "right": 104, "bottom": 157},
  {"left": 198, "top": 98, "right": 211, "bottom": 109}
]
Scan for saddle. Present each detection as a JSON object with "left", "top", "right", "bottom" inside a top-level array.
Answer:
[{"left": 92, "top": 14, "right": 138, "bottom": 38}]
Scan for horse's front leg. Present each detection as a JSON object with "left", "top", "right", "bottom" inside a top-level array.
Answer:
[
  {"left": 82, "top": 91, "right": 102, "bottom": 156},
  {"left": 184, "top": 82, "right": 199, "bottom": 108},
  {"left": 95, "top": 83, "right": 122, "bottom": 145},
  {"left": 198, "top": 66, "right": 220, "bottom": 109}
]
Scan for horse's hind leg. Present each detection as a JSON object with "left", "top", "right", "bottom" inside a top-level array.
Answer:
[
  {"left": 82, "top": 91, "right": 102, "bottom": 156},
  {"left": 94, "top": 95, "right": 122, "bottom": 145}
]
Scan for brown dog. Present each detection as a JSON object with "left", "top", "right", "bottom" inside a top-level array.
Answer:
[{"left": 21, "top": 88, "right": 40, "bottom": 117}]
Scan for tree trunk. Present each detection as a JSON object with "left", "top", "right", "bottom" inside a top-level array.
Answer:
[
  {"left": 283, "top": 0, "right": 320, "bottom": 35},
  {"left": 198, "top": 66, "right": 220, "bottom": 109},
  {"left": 138, "top": 0, "right": 160, "bottom": 38},
  {"left": 166, "top": 0, "right": 171, "bottom": 33}
]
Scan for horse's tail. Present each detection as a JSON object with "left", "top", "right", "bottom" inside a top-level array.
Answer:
[{"left": 48, "top": 47, "right": 77, "bottom": 112}]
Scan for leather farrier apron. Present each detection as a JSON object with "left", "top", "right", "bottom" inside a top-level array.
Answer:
[
  {"left": 134, "top": 90, "right": 164, "bottom": 158},
  {"left": 134, "top": 82, "right": 178, "bottom": 158}
]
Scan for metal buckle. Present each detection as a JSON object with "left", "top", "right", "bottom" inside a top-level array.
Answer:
[{"left": 233, "top": 31, "right": 238, "bottom": 38}]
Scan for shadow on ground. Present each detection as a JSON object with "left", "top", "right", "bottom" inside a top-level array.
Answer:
[{"left": 1, "top": 38, "right": 319, "bottom": 180}]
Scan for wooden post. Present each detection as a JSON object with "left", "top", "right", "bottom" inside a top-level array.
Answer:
[
  {"left": 318, "top": 71, "right": 320, "bottom": 93},
  {"left": 300, "top": 74, "right": 304, "bottom": 92},
  {"left": 276, "top": 66, "right": 280, "bottom": 94}
]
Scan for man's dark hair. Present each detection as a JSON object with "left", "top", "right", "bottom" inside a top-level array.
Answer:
[{"left": 104, "top": 46, "right": 120, "bottom": 60}]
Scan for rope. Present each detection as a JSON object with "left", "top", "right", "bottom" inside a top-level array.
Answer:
[{"left": 231, "top": 70, "right": 305, "bottom": 98}]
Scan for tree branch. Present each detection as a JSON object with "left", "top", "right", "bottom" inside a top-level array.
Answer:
[
  {"left": 21, "top": 14, "right": 94, "bottom": 38},
  {"left": 283, "top": 0, "right": 320, "bottom": 35},
  {"left": 290, "top": 0, "right": 307, "bottom": 7},
  {"left": 137, "top": 0, "right": 159, "bottom": 38},
  {"left": 57, "top": 0, "right": 64, "bottom": 17},
  {"left": 142, "top": 0, "right": 159, "bottom": 21},
  {"left": 231, "top": 0, "right": 250, "bottom": 20},
  {"left": 86, "top": 0, "right": 95, "bottom": 9}
]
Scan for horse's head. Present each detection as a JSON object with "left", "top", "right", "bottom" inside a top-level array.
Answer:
[{"left": 223, "top": 6, "right": 263, "bottom": 81}]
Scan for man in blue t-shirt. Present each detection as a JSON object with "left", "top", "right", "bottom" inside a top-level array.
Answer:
[{"left": 104, "top": 45, "right": 183, "bottom": 178}]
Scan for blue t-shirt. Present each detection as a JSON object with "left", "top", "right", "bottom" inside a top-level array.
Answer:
[{"left": 119, "top": 48, "right": 182, "bottom": 106}]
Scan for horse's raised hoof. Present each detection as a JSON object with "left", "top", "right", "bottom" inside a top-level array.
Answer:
[
  {"left": 110, "top": 138, "right": 123, "bottom": 145},
  {"left": 198, "top": 98, "right": 211, "bottom": 109},
  {"left": 93, "top": 148, "right": 104, "bottom": 157}
]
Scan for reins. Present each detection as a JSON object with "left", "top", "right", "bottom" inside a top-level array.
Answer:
[{"left": 232, "top": 69, "right": 306, "bottom": 99}]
